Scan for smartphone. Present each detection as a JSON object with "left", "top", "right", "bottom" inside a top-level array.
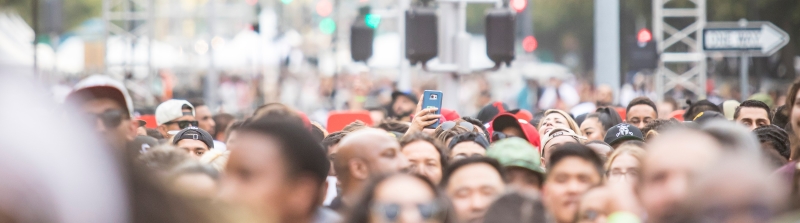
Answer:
[{"left": 421, "top": 90, "right": 443, "bottom": 129}]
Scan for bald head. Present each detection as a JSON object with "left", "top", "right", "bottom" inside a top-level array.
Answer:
[
  {"left": 334, "top": 128, "right": 408, "bottom": 192},
  {"left": 639, "top": 129, "right": 723, "bottom": 221}
]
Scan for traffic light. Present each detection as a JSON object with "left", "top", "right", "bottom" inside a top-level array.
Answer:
[
  {"left": 319, "top": 18, "right": 336, "bottom": 35},
  {"left": 365, "top": 14, "right": 381, "bottom": 29},
  {"left": 405, "top": 8, "right": 438, "bottom": 65},
  {"left": 486, "top": 9, "right": 515, "bottom": 66},
  {"left": 351, "top": 20, "right": 374, "bottom": 62},
  {"left": 628, "top": 28, "right": 658, "bottom": 70},
  {"left": 522, "top": 35, "right": 537, "bottom": 52},
  {"left": 510, "top": 0, "right": 527, "bottom": 13},
  {"left": 316, "top": 0, "right": 333, "bottom": 17},
  {"left": 281, "top": 0, "right": 292, "bottom": 4}
]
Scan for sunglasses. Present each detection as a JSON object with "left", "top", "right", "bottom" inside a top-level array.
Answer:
[
  {"left": 440, "top": 121, "right": 475, "bottom": 132},
  {"left": 87, "top": 109, "right": 126, "bottom": 129},
  {"left": 491, "top": 131, "right": 518, "bottom": 142},
  {"left": 371, "top": 201, "right": 442, "bottom": 222},
  {"left": 164, "top": 120, "right": 198, "bottom": 129}
]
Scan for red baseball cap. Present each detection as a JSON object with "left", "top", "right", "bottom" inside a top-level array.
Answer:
[{"left": 489, "top": 113, "right": 541, "bottom": 151}]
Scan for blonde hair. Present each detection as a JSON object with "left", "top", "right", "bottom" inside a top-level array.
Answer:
[
  {"left": 539, "top": 109, "right": 583, "bottom": 136},
  {"left": 603, "top": 145, "right": 646, "bottom": 173},
  {"left": 199, "top": 150, "right": 231, "bottom": 172}
]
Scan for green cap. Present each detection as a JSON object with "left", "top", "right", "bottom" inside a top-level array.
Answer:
[{"left": 487, "top": 138, "right": 545, "bottom": 175}]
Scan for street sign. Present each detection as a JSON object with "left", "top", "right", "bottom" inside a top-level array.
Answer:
[{"left": 703, "top": 21, "right": 790, "bottom": 57}]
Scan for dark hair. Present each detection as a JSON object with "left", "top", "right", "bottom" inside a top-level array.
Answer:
[
  {"left": 441, "top": 156, "right": 505, "bottom": 188},
  {"left": 684, "top": 100, "right": 721, "bottom": 121},
  {"left": 239, "top": 116, "right": 329, "bottom": 197},
  {"left": 461, "top": 117, "right": 490, "bottom": 140},
  {"left": 447, "top": 132, "right": 490, "bottom": 150},
  {"left": 224, "top": 119, "right": 248, "bottom": 142},
  {"left": 434, "top": 125, "right": 470, "bottom": 145},
  {"left": 146, "top": 128, "right": 165, "bottom": 140},
  {"left": 484, "top": 192, "right": 548, "bottom": 223},
  {"left": 641, "top": 118, "right": 682, "bottom": 140},
  {"left": 585, "top": 107, "right": 623, "bottom": 131},
  {"left": 754, "top": 125, "right": 790, "bottom": 160},
  {"left": 546, "top": 143, "right": 604, "bottom": 176},
  {"left": 377, "top": 120, "right": 410, "bottom": 134},
  {"left": 188, "top": 98, "right": 205, "bottom": 108},
  {"left": 773, "top": 105, "right": 789, "bottom": 130},
  {"left": 400, "top": 133, "right": 448, "bottom": 174},
  {"left": 346, "top": 173, "right": 457, "bottom": 223},
  {"left": 530, "top": 111, "right": 546, "bottom": 131},
  {"left": 626, "top": 97, "right": 658, "bottom": 117},
  {"left": 310, "top": 124, "right": 326, "bottom": 144},
  {"left": 321, "top": 131, "right": 348, "bottom": 154},
  {"left": 734, "top": 100, "right": 773, "bottom": 120},
  {"left": 212, "top": 113, "right": 235, "bottom": 139}
]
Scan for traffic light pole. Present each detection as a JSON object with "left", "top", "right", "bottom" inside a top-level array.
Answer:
[{"left": 594, "top": 0, "right": 620, "bottom": 104}]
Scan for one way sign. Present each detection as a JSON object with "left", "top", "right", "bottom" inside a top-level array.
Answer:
[{"left": 703, "top": 21, "right": 790, "bottom": 57}]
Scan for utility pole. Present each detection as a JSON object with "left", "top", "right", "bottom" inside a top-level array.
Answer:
[{"left": 594, "top": 0, "right": 620, "bottom": 101}]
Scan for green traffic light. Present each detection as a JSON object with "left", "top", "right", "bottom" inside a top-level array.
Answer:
[
  {"left": 365, "top": 14, "right": 381, "bottom": 29},
  {"left": 319, "top": 18, "right": 336, "bottom": 34},
  {"left": 281, "top": 0, "right": 292, "bottom": 4}
]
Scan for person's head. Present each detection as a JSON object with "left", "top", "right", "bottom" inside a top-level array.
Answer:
[
  {"left": 168, "top": 161, "right": 220, "bottom": 200},
  {"left": 541, "top": 128, "right": 585, "bottom": 167},
  {"left": 212, "top": 113, "right": 235, "bottom": 141},
  {"left": 399, "top": 133, "right": 447, "bottom": 184},
  {"left": 391, "top": 92, "right": 418, "bottom": 118},
  {"left": 595, "top": 84, "right": 614, "bottom": 106},
  {"left": 347, "top": 173, "right": 456, "bottom": 223},
  {"left": 199, "top": 150, "right": 230, "bottom": 172},
  {"left": 640, "top": 118, "right": 682, "bottom": 141},
  {"left": 218, "top": 116, "right": 329, "bottom": 223},
  {"left": 447, "top": 132, "right": 489, "bottom": 161},
  {"left": 490, "top": 114, "right": 541, "bottom": 148},
  {"left": 542, "top": 143, "right": 604, "bottom": 223},
  {"left": 483, "top": 192, "right": 548, "bottom": 223},
  {"left": 461, "top": 117, "right": 490, "bottom": 137},
  {"left": 65, "top": 75, "right": 137, "bottom": 150},
  {"left": 721, "top": 100, "right": 741, "bottom": 120},
  {"left": 584, "top": 141, "right": 612, "bottom": 162},
  {"left": 441, "top": 157, "right": 506, "bottom": 223},
  {"left": 334, "top": 128, "right": 409, "bottom": 196},
  {"left": 476, "top": 101, "right": 509, "bottom": 124},
  {"left": 189, "top": 99, "right": 216, "bottom": 136},
  {"left": 575, "top": 186, "right": 610, "bottom": 223},
  {"left": 138, "top": 146, "right": 192, "bottom": 177},
  {"left": 683, "top": 99, "right": 721, "bottom": 122},
  {"left": 772, "top": 105, "right": 789, "bottom": 129},
  {"left": 603, "top": 123, "right": 644, "bottom": 148},
  {"left": 639, "top": 128, "right": 723, "bottom": 221},
  {"left": 658, "top": 97, "right": 679, "bottom": 119},
  {"left": 734, "top": 100, "right": 773, "bottom": 130},
  {"left": 580, "top": 107, "right": 623, "bottom": 142},
  {"left": 155, "top": 99, "right": 197, "bottom": 138},
  {"left": 433, "top": 123, "right": 470, "bottom": 147},
  {"left": 342, "top": 120, "right": 369, "bottom": 132},
  {"left": 172, "top": 127, "right": 215, "bottom": 159},
  {"left": 754, "top": 125, "right": 790, "bottom": 168},
  {"left": 604, "top": 145, "right": 645, "bottom": 187},
  {"left": 625, "top": 97, "right": 658, "bottom": 129},
  {"left": 487, "top": 138, "right": 545, "bottom": 195},
  {"left": 538, "top": 109, "right": 582, "bottom": 137},
  {"left": 322, "top": 131, "right": 347, "bottom": 176},
  {"left": 377, "top": 120, "right": 410, "bottom": 135},
  {"left": 253, "top": 103, "right": 301, "bottom": 120}
]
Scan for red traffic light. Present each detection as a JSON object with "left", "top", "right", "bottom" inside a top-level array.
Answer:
[
  {"left": 510, "top": 0, "right": 527, "bottom": 12},
  {"left": 522, "top": 35, "right": 537, "bottom": 52},
  {"left": 637, "top": 28, "right": 652, "bottom": 43},
  {"left": 316, "top": 0, "right": 333, "bottom": 17}
]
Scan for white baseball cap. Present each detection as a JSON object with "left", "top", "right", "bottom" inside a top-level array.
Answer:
[
  {"left": 155, "top": 99, "right": 195, "bottom": 126},
  {"left": 65, "top": 75, "right": 134, "bottom": 117}
]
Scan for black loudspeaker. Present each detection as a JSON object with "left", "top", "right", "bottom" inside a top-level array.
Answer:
[
  {"left": 405, "top": 8, "right": 438, "bottom": 65},
  {"left": 485, "top": 9, "right": 515, "bottom": 66}
]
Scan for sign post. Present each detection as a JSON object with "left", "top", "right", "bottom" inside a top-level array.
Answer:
[{"left": 703, "top": 20, "right": 790, "bottom": 101}]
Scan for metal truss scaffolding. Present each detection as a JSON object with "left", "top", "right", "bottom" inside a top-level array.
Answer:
[
  {"left": 653, "top": 0, "right": 706, "bottom": 101},
  {"left": 103, "top": 0, "right": 153, "bottom": 74}
]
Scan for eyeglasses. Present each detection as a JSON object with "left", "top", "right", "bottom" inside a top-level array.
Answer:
[
  {"left": 607, "top": 169, "right": 640, "bottom": 181},
  {"left": 491, "top": 131, "right": 518, "bottom": 142},
  {"left": 164, "top": 120, "right": 198, "bottom": 129},
  {"left": 441, "top": 121, "right": 475, "bottom": 131},
  {"left": 86, "top": 109, "right": 127, "bottom": 129},
  {"left": 371, "top": 201, "right": 443, "bottom": 222}
]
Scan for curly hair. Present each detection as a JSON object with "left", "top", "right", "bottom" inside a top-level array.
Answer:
[
  {"left": 754, "top": 125, "right": 790, "bottom": 160},
  {"left": 641, "top": 118, "right": 682, "bottom": 141}
]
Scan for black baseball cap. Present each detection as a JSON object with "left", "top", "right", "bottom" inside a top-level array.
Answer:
[
  {"left": 604, "top": 123, "right": 644, "bottom": 146},
  {"left": 391, "top": 91, "right": 418, "bottom": 104},
  {"left": 692, "top": 110, "right": 725, "bottom": 125},
  {"left": 476, "top": 101, "right": 510, "bottom": 124},
  {"left": 172, "top": 127, "right": 215, "bottom": 149}
]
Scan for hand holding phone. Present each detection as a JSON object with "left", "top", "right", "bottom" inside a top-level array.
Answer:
[{"left": 420, "top": 90, "right": 443, "bottom": 129}]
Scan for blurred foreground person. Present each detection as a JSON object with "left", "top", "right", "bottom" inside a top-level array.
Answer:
[
  {"left": 483, "top": 192, "right": 549, "bottom": 223},
  {"left": 65, "top": 75, "right": 137, "bottom": 151},
  {"left": 441, "top": 157, "right": 506, "bottom": 223},
  {"left": 219, "top": 117, "right": 336, "bottom": 223},
  {"left": 575, "top": 187, "right": 610, "bottom": 223},
  {"left": 677, "top": 155, "right": 787, "bottom": 223},
  {"left": 347, "top": 173, "right": 456, "bottom": 223},
  {"left": 168, "top": 161, "right": 220, "bottom": 200},
  {"left": 639, "top": 127, "right": 723, "bottom": 222},
  {"left": 172, "top": 127, "right": 215, "bottom": 159},
  {"left": 487, "top": 138, "right": 546, "bottom": 195},
  {"left": 604, "top": 145, "right": 646, "bottom": 186},
  {"left": 155, "top": 99, "right": 197, "bottom": 138},
  {"left": 542, "top": 143, "right": 603, "bottom": 223},
  {"left": 331, "top": 128, "right": 409, "bottom": 212},
  {"left": 400, "top": 133, "right": 446, "bottom": 184}
]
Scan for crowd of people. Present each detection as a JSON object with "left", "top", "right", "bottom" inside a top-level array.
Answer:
[{"left": 7, "top": 73, "right": 800, "bottom": 223}]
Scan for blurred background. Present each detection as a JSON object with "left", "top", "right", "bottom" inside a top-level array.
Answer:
[{"left": 0, "top": 0, "right": 798, "bottom": 122}]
